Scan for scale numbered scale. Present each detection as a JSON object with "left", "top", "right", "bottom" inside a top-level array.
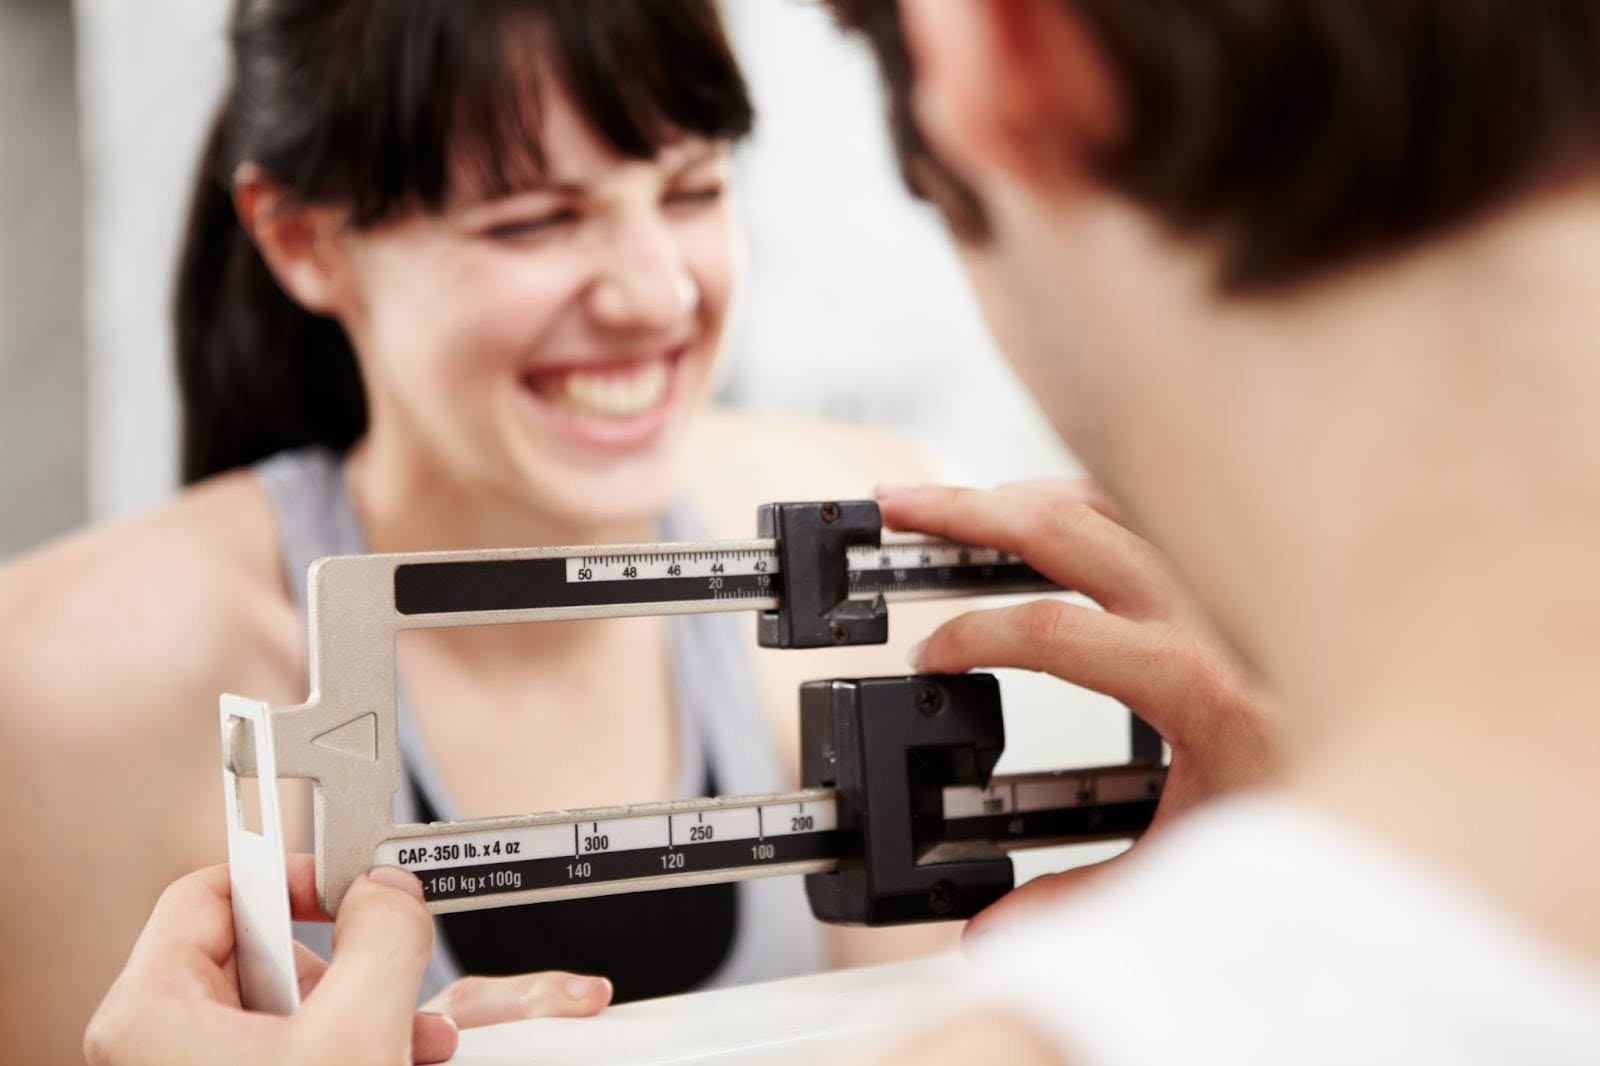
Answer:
[
  {"left": 375, "top": 760, "right": 1162, "bottom": 912},
  {"left": 222, "top": 501, "right": 1165, "bottom": 1012}
]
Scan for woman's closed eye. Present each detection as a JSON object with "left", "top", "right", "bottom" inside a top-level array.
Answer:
[
  {"left": 484, "top": 207, "right": 581, "bottom": 241},
  {"left": 666, "top": 184, "right": 724, "bottom": 209}
]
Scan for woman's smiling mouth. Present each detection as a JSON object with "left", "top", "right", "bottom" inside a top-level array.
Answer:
[
  {"left": 517, "top": 346, "right": 690, "bottom": 450},
  {"left": 534, "top": 357, "right": 672, "bottom": 418}
]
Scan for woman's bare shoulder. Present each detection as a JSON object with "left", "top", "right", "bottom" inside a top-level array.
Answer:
[
  {"left": 0, "top": 471, "right": 303, "bottom": 742},
  {"left": 684, "top": 408, "right": 937, "bottom": 538}
]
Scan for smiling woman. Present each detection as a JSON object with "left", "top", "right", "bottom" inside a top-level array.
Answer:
[
  {"left": 178, "top": 0, "right": 753, "bottom": 529},
  {"left": 0, "top": 2, "right": 958, "bottom": 1063}
]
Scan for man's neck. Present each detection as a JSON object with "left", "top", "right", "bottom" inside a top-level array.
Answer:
[
  {"left": 1287, "top": 614, "right": 1600, "bottom": 962},
  {"left": 1217, "top": 189, "right": 1600, "bottom": 962}
]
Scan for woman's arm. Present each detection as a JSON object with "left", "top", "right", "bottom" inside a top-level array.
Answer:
[
  {"left": 0, "top": 479, "right": 611, "bottom": 1057},
  {"left": 0, "top": 480, "right": 302, "bottom": 1065}
]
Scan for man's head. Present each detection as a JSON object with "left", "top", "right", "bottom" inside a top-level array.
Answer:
[
  {"left": 834, "top": 1, "right": 1600, "bottom": 291},
  {"left": 831, "top": 1, "right": 1600, "bottom": 674}
]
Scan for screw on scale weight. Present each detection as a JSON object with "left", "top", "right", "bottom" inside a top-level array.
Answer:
[{"left": 928, "top": 880, "right": 960, "bottom": 918}]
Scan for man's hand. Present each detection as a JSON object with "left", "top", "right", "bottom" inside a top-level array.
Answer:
[{"left": 878, "top": 481, "right": 1278, "bottom": 932}]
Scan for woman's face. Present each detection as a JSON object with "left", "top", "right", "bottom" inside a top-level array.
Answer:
[{"left": 328, "top": 73, "right": 737, "bottom": 533}]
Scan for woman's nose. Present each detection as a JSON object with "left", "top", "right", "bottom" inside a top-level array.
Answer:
[{"left": 587, "top": 212, "right": 696, "bottom": 333}]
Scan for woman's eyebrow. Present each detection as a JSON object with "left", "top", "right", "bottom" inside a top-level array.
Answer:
[
  {"left": 512, "top": 178, "right": 586, "bottom": 197},
  {"left": 668, "top": 144, "right": 723, "bottom": 174}
]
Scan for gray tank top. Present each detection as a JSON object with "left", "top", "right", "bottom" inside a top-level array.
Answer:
[{"left": 255, "top": 447, "right": 828, "bottom": 1001}]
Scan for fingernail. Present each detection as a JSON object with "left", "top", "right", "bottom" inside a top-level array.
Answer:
[
  {"left": 419, "top": 1010, "right": 458, "bottom": 1033},
  {"left": 907, "top": 639, "right": 928, "bottom": 670},
  {"left": 874, "top": 483, "right": 921, "bottom": 500},
  {"left": 367, "top": 866, "right": 424, "bottom": 901},
  {"left": 564, "top": 976, "right": 600, "bottom": 1001}
]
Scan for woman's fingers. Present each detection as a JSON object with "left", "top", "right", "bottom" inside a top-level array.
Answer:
[
  {"left": 912, "top": 598, "right": 1213, "bottom": 747},
  {"left": 422, "top": 971, "right": 613, "bottom": 1030},
  {"left": 876, "top": 484, "right": 1178, "bottom": 620}
]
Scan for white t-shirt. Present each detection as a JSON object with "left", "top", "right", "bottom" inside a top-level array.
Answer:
[{"left": 972, "top": 797, "right": 1600, "bottom": 1065}]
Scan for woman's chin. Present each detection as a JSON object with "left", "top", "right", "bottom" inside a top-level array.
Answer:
[{"left": 501, "top": 455, "right": 683, "bottom": 537}]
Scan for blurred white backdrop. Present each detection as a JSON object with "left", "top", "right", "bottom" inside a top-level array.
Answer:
[
  {"left": 0, "top": 0, "right": 87, "bottom": 554},
  {"left": 76, "top": 0, "right": 231, "bottom": 525}
]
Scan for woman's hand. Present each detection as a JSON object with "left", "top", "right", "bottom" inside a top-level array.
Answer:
[
  {"left": 83, "top": 857, "right": 610, "bottom": 1066},
  {"left": 422, "top": 971, "right": 613, "bottom": 1029},
  {"left": 877, "top": 481, "right": 1278, "bottom": 933}
]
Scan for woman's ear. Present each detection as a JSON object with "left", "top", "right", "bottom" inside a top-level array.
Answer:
[
  {"left": 232, "top": 163, "right": 349, "bottom": 315},
  {"left": 899, "top": 0, "right": 1119, "bottom": 196}
]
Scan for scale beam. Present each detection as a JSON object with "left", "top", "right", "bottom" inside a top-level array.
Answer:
[{"left": 220, "top": 500, "right": 1166, "bottom": 983}]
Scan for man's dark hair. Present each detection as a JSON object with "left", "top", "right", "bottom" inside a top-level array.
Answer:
[{"left": 828, "top": 0, "right": 1600, "bottom": 290}]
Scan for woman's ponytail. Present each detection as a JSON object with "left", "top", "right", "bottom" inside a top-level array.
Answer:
[{"left": 173, "top": 103, "right": 366, "bottom": 485}]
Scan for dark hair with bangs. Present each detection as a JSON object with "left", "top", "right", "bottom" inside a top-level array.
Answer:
[
  {"left": 176, "top": 0, "right": 753, "bottom": 483},
  {"left": 829, "top": 0, "right": 1600, "bottom": 292}
]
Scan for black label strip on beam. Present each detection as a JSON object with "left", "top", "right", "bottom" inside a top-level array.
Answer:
[
  {"left": 395, "top": 558, "right": 782, "bottom": 616},
  {"left": 395, "top": 559, "right": 1051, "bottom": 616},
  {"left": 847, "top": 563, "right": 1050, "bottom": 596},
  {"left": 415, "top": 831, "right": 838, "bottom": 903},
  {"left": 939, "top": 799, "right": 1159, "bottom": 845}
]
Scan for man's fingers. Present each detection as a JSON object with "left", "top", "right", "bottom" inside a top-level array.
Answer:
[
  {"left": 913, "top": 600, "right": 1199, "bottom": 744},
  {"left": 963, "top": 857, "right": 1124, "bottom": 943},
  {"left": 994, "top": 478, "right": 1130, "bottom": 526},
  {"left": 422, "top": 971, "right": 613, "bottom": 1030},
  {"left": 876, "top": 484, "right": 1177, "bottom": 619},
  {"left": 297, "top": 868, "right": 435, "bottom": 1055}
]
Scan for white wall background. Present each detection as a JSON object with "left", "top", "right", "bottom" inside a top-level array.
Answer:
[
  {"left": 717, "top": 2, "right": 1077, "bottom": 486},
  {"left": 76, "top": 0, "right": 230, "bottom": 522},
  {"left": 0, "top": 0, "right": 87, "bottom": 556}
]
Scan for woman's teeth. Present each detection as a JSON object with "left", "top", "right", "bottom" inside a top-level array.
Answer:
[{"left": 543, "top": 359, "right": 670, "bottom": 419}]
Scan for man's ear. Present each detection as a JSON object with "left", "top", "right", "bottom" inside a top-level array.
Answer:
[
  {"left": 232, "top": 163, "right": 349, "bottom": 315},
  {"left": 899, "top": 0, "right": 1119, "bottom": 195}
]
